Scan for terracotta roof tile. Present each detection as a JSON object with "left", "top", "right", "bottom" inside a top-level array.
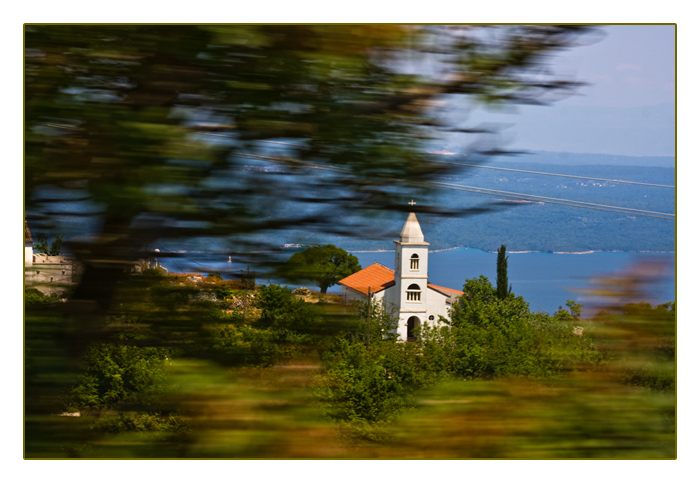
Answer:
[
  {"left": 428, "top": 283, "right": 464, "bottom": 295},
  {"left": 338, "top": 262, "right": 395, "bottom": 295}
]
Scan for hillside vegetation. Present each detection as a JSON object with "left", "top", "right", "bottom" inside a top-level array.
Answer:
[{"left": 25, "top": 262, "right": 675, "bottom": 458}]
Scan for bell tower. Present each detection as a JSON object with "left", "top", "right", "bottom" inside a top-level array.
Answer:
[{"left": 394, "top": 202, "right": 429, "bottom": 340}]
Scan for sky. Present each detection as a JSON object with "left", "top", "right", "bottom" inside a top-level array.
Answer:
[
  {"left": 455, "top": 25, "right": 676, "bottom": 157},
  {"left": 556, "top": 25, "right": 675, "bottom": 108}
]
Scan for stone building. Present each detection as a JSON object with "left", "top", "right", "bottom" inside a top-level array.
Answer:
[
  {"left": 338, "top": 210, "right": 463, "bottom": 341},
  {"left": 25, "top": 221, "right": 33, "bottom": 266},
  {"left": 24, "top": 221, "right": 82, "bottom": 292}
]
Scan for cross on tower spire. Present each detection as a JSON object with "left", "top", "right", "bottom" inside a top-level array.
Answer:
[{"left": 408, "top": 200, "right": 416, "bottom": 206}]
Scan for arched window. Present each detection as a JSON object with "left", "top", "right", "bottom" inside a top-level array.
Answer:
[
  {"left": 406, "top": 283, "right": 421, "bottom": 302},
  {"left": 410, "top": 254, "right": 419, "bottom": 270}
]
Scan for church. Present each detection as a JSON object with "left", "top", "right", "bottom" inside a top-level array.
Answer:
[{"left": 338, "top": 209, "right": 463, "bottom": 341}]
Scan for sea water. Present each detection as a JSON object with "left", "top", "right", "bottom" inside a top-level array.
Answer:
[
  {"left": 159, "top": 248, "right": 675, "bottom": 316},
  {"left": 352, "top": 249, "right": 675, "bottom": 315}
]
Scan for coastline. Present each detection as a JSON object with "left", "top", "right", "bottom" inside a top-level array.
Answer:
[{"left": 352, "top": 247, "right": 676, "bottom": 255}]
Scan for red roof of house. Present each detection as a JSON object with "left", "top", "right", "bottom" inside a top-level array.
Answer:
[
  {"left": 338, "top": 262, "right": 395, "bottom": 295},
  {"left": 428, "top": 283, "right": 463, "bottom": 295}
]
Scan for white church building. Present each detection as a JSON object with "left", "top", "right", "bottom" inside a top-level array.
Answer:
[{"left": 338, "top": 210, "right": 463, "bottom": 341}]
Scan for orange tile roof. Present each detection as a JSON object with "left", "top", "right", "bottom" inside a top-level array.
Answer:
[
  {"left": 428, "top": 283, "right": 464, "bottom": 295},
  {"left": 339, "top": 262, "right": 395, "bottom": 295}
]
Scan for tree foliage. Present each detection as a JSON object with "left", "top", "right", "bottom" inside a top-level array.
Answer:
[
  {"left": 25, "top": 24, "right": 592, "bottom": 311},
  {"left": 350, "top": 299, "right": 400, "bottom": 345},
  {"left": 315, "top": 338, "right": 434, "bottom": 429},
  {"left": 441, "top": 276, "right": 600, "bottom": 379},
  {"left": 285, "top": 244, "right": 361, "bottom": 293},
  {"left": 69, "top": 341, "right": 169, "bottom": 410},
  {"left": 33, "top": 234, "right": 63, "bottom": 255},
  {"left": 24, "top": 25, "right": 606, "bottom": 457},
  {"left": 496, "top": 244, "right": 509, "bottom": 299},
  {"left": 253, "top": 284, "right": 322, "bottom": 330}
]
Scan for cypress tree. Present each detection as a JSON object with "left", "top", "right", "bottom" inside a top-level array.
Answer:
[{"left": 496, "top": 244, "right": 509, "bottom": 299}]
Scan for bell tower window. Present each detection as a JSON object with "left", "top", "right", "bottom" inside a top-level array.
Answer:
[
  {"left": 410, "top": 254, "right": 419, "bottom": 270},
  {"left": 406, "top": 283, "right": 421, "bottom": 302}
]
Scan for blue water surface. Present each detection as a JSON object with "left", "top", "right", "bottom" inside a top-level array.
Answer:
[
  {"left": 352, "top": 249, "right": 675, "bottom": 315},
  {"left": 159, "top": 248, "right": 675, "bottom": 316}
]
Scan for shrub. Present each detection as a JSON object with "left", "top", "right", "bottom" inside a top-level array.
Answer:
[{"left": 69, "top": 342, "right": 170, "bottom": 409}]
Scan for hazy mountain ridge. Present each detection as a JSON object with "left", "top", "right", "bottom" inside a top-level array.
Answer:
[
  {"left": 281, "top": 159, "right": 675, "bottom": 253},
  {"left": 27, "top": 154, "right": 676, "bottom": 255}
]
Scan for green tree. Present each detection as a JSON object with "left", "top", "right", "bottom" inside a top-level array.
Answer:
[
  {"left": 253, "top": 284, "right": 322, "bottom": 331},
  {"left": 554, "top": 299, "right": 583, "bottom": 321},
  {"left": 25, "top": 25, "right": 591, "bottom": 311},
  {"left": 286, "top": 244, "right": 361, "bottom": 294},
  {"left": 33, "top": 234, "right": 63, "bottom": 255},
  {"left": 33, "top": 237, "right": 48, "bottom": 255},
  {"left": 49, "top": 234, "right": 63, "bottom": 255},
  {"left": 442, "top": 275, "right": 601, "bottom": 379},
  {"left": 24, "top": 25, "right": 595, "bottom": 457},
  {"left": 496, "top": 244, "right": 510, "bottom": 300},
  {"left": 315, "top": 338, "right": 432, "bottom": 428},
  {"left": 70, "top": 340, "right": 169, "bottom": 410},
  {"left": 350, "top": 298, "right": 399, "bottom": 346}
]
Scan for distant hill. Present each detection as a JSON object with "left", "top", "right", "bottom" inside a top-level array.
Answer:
[
  {"left": 27, "top": 153, "right": 676, "bottom": 256},
  {"left": 491, "top": 151, "right": 675, "bottom": 168},
  {"left": 274, "top": 159, "right": 676, "bottom": 253}
]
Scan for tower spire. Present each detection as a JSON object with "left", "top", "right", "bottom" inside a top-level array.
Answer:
[{"left": 399, "top": 212, "right": 425, "bottom": 244}]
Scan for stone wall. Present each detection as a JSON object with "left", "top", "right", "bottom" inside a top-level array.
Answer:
[{"left": 25, "top": 255, "right": 76, "bottom": 285}]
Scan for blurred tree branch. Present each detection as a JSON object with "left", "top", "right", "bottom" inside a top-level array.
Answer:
[{"left": 25, "top": 24, "right": 595, "bottom": 313}]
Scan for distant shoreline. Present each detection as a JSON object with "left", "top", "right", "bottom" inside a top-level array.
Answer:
[{"left": 352, "top": 247, "right": 676, "bottom": 255}]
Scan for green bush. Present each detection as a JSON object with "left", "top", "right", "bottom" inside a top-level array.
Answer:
[
  {"left": 209, "top": 323, "right": 312, "bottom": 367},
  {"left": 91, "top": 411, "right": 189, "bottom": 435},
  {"left": 315, "top": 338, "right": 435, "bottom": 426},
  {"left": 69, "top": 342, "right": 170, "bottom": 409},
  {"left": 24, "top": 288, "right": 60, "bottom": 305},
  {"left": 425, "top": 276, "right": 602, "bottom": 380},
  {"left": 254, "top": 284, "right": 322, "bottom": 332}
]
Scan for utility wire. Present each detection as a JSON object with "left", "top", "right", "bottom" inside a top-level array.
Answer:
[
  {"left": 200, "top": 133, "right": 675, "bottom": 190},
  {"left": 245, "top": 137, "right": 676, "bottom": 189},
  {"left": 431, "top": 181, "right": 675, "bottom": 220},
  {"left": 229, "top": 150, "right": 675, "bottom": 221},
  {"left": 433, "top": 159, "right": 676, "bottom": 189}
]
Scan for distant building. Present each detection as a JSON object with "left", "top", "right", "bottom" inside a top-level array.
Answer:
[
  {"left": 24, "top": 221, "right": 168, "bottom": 294},
  {"left": 25, "top": 221, "right": 33, "bottom": 267},
  {"left": 24, "top": 220, "right": 81, "bottom": 291},
  {"left": 339, "top": 209, "right": 463, "bottom": 341}
]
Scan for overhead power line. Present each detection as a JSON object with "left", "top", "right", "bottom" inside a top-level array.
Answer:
[
  {"left": 433, "top": 159, "right": 676, "bottom": 189},
  {"left": 238, "top": 137, "right": 675, "bottom": 189},
  {"left": 239, "top": 136, "right": 675, "bottom": 189},
  {"left": 431, "top": 181, "right": 675, "bottom": 220},
  {"left": 229, "top": 150, "right": 675, "bottom": 221}
]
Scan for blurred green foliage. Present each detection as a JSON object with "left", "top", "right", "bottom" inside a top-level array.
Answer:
[
  {"left": 24, "top": 25, "right": 677, "bottom": 459},
  {"left": 253, "top": 284, "right": 323, "bottom": 331},
  {"left": 24, "top": 265, "right": 675, "bottom": 457},
  {"left": 24, "top": 288, "right": 61, "bottom": 305}
]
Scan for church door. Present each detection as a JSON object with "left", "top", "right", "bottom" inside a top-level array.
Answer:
[{"left": 407, "top": 316, "right": 419, "bottom": 341}]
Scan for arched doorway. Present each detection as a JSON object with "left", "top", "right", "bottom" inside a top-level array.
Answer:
[{"left": 407, "top": 316, "right": 420, "bottom": 341}]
